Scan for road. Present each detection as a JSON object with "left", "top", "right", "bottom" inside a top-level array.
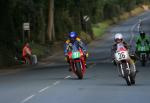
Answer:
[{"left": 0, "top": 11, "right": 150, "bottom": 103}]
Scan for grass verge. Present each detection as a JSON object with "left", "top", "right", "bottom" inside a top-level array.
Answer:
[
  {"left": 92, "top": 5, "right": 147, "bottom": 38},
  {"left": 26, "top": 6, "right": 149, "bottom": 60},
  {"left": 92, "top": 21, "right": 110, "bottom": 37}
]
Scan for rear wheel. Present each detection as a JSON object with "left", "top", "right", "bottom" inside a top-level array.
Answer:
[{"left": 75, "top": 62, "right": 83, "bottom": 79}]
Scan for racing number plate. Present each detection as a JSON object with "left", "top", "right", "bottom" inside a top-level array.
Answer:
[
  {"left": 72, "top": 52, "right": 80, "bottom": 59},
  {"left": 115, "top": 51, "right": 129, "bottom": 61}
]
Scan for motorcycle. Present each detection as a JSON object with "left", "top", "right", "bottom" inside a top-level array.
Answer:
[
  {"left": 137, "top": 42, "right": 149, "bottom": 66},
  {"left": 115, "top": 44, "right": 136, "bottom": 86},
  {"left": 67, "top": 43, "right": 86, "bottom": 79}
]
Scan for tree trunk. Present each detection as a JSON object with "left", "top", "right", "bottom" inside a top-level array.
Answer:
[{"left": 47, "top": 0, "right": 55, "bottom": 42}]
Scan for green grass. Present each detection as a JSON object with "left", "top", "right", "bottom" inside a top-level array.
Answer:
[
  {"left": 29, "top": 6, "right": 148, "bottom": 59},
  {"left": 92, "top": 21, "right": 110, "bottom": 37},
  {"left": 92, "top": 6, "right": 145, "bottom": 38},
  {"left": 30, "top": 43, "right": 48, "bottom": 58}
]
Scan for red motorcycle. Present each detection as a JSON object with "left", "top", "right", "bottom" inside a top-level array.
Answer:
[{"left": 67, "top": 44, "right": 86, "bottom": 79}]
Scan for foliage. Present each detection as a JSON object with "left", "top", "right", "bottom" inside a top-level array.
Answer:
[
  {"left": 92, "top": 22, "right": 110, "bottom": 37},
  {"left": 0, "top": 0, "right": 150, "bottom": 66}
]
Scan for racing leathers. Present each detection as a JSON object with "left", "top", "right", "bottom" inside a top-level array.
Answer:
[
  {"left": 136, "top": 35, "right": 150, "bottom": 57},
  {"left": 111, "top": 41, "right": 136, "bottom": 74},
  {"left": 64, "top": 37, "right": 88, "bottom": 69}
]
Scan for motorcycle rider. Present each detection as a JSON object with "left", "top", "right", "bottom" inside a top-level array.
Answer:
[
  {"left": 64, "top": 31, "right": 88, "bottom": 71},
  {"left": 111, "top": 33, "right": 136, "bottom": 74},
  {"left": 135, "top": 31, "right": 150, "bottom": 58}
]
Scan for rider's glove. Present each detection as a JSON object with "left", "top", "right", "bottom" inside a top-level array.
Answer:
[
  {"left": 83, "top": 51, "right": 88, "bottom": 57},
  {"left": 68, "top": 43, "right": 72, "bottom": 47},
  {"left": 85, "top": 52, "right": 89, "bottom": 58},
  {"left": 64, "top": 53, "right": 68, "bottom": 61}
]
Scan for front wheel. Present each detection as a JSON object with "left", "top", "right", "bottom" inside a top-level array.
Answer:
[
  {"left": 75, "top": 62, "right": 83, "bottom": 79},
  {"left": 124, "top": 68, "right": 131, "bottom": 86},
  {"left": 125, "top": 76, "right": 131, "bottom": 86},
  {"left": 130, "top": 73, "right": 136, "bottom": 85}
]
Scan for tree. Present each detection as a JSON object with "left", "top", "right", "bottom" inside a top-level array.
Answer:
[{"left": 47, "top": 0, "right": 55, "bottom": 42}]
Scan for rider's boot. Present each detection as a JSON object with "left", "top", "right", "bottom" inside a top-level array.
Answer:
[
  {"left": 84, "top": 59, "right": 88, "bottom": 68},
  {"left": 130, "top": 60, "right": 138, "bottom": 75}
]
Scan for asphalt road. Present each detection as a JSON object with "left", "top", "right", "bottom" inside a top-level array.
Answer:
[{"left": 1, "top": 11, "right": 150, "bottom": 103}]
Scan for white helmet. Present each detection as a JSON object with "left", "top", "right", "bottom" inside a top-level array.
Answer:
[{"left": 114, "top": 33, "right": 123, "bottom": 40}]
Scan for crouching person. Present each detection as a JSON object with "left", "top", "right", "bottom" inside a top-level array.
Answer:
[{"left": 22, "top": 42, "right": 37, "bottom": 64}]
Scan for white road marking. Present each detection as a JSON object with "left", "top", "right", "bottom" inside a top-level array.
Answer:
[
  {"left": 38, "top": 86, "right": 50, "bottom": 93},
  {"left": 64, "top": 75, "right": 71, "bottom": 79},
  {"left": 53, "top": 81, "right": 60, "bottom": 85},
  {"left": 21, "top": 95, "right": 35, "bottom": 103}
]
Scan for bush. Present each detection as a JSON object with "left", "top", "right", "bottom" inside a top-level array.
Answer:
[
  {"left": 79, "top": 31, "right": 92, "bottom": 43},
  {"left": 92, "top": 21, "right": 110, "bottom": 37}
]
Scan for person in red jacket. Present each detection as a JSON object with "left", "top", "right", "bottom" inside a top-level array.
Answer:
[{"left": 22, "top": 42, "right": 32, "bottom": 64}]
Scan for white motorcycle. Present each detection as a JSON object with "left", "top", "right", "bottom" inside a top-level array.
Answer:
[{"left": 115, "top": 44, "right": 136, "bottom": 86}]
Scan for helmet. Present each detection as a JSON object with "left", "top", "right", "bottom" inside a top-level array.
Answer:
[
  {"left": 114, "top": 33, "right": 123, "bottom": 43},
  {"left": 140, "top": 31, "right": 145, "bottom": 39},
  {"left": 69, "top": 31, "right": 78, "bottom": 39},
  {"left": 115, "top": 33, "right": 123, "bottom": 40},
  {"left": 69, "top": 32, "right": 78, "bottom": 42},
  {"left": 140, "top": 31, "right": 145, "bottom": 34},
  {"left": 140, "top": 31, "right": 145, "bottom": 35}
]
